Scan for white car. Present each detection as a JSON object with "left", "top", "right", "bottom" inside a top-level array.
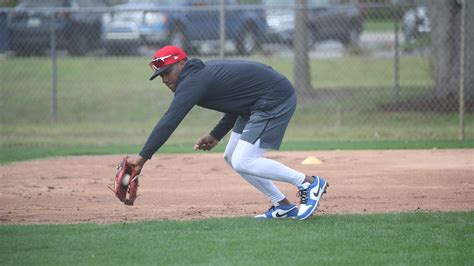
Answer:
[{"left": 402, "top": 6, "right": 430, "bottom": 44}]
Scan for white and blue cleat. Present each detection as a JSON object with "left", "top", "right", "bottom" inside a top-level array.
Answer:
[
  {"left": 254, "top": 203, "right": 299, "bottom": 219},
  {"left": 296, "top": 176, "right": 328, "bottom": 220}
]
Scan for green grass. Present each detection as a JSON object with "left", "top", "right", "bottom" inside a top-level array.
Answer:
[
  {"left": 0, "top": 212, "right": 472, "bottom": 265},
  {"left": 364, "top": 19, "right": 396, "bottom": 32},
  {"left": 1, "top": 55, "right": 472, "bottom": 163},
  {"left": 259, "top": 56, "right": 434, "bottom": 88},
  {"left": 0, "top": 56, "right": 434, "bottom": 124},
  {"left": 1, "top": 139, "right": 473, "bottom": 165}
]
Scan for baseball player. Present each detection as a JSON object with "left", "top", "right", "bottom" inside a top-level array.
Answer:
[{"left": 129, "top": 45, "right": 328, "bottom": 220}]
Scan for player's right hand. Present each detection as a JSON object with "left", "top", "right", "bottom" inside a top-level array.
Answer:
[{"left": 194, "top": 134, "right": 219, "bottom": 151}]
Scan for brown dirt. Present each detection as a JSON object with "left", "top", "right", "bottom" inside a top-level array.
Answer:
[{"left": 0, "top": 149, "right": 472, "bottom": 224}]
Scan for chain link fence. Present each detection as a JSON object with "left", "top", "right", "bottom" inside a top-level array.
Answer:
[{"left": 0, "top": 0, "right": 472, "bottom": 149}]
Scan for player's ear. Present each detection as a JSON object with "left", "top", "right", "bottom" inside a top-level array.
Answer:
[{"left": 179, "top": 58, "right": 187, "bottom": 67}]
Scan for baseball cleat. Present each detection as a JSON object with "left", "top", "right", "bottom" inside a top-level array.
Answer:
[
  {"left": 254, "top": 203, "right": 298, "bottom": 219},
  {"left": 296, "top": 176, "right": 328, "bottom": 220}
]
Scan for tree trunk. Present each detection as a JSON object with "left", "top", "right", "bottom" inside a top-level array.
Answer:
[
  {"left": 465, "top": 0, "right": 474, "bottom": 99},
  {"left": 293, "top": 0, "right": 313, "bottom": 102},
  {"left": 430, "top": 0, "right": 462, "bottom": 97}
]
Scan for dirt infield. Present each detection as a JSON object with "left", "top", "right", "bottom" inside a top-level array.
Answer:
[{"left": 0, "top": 149, "right": 472, "bottom": 224}]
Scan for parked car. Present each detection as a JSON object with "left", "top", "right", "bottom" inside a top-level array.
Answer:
[
  {"left": 101, "top": 0, "right": 267, "bottom": 55},
  {"left": 7, "top": 0, "right": 109, "bottom": 56},
  {"left": 402, "top": 6, "right": 430, "bottom": 44},
  {"left": 264, "top": 0, "right": 364, "bottom": 47}
]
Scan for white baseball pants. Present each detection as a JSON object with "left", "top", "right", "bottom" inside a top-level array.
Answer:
[{"left": 224, "top": 132, "right": 305, "bottom": 204}]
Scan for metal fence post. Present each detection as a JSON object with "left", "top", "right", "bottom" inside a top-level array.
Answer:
[
  {"left": 393, "top": 15, "right": 400, "bottom": 103},
  {"left": 459, "top": 0, "right": 466, "bottom": 140},
  {"left": 219, "top": 0, "right": 225, "bottom": 58},
  {"left": 50, "top": 11, "right": 58, "bottom": 122}
]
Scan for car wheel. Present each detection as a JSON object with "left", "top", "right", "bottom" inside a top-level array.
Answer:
[
  {"left": 67, "top": 33, "right": 88, "bottom": 56},
  {"left": 341, "top": 27, "right": 360, "bottom": 47},
  {"left": 403, "top": 23, "right": 416, "bottom": 44},
  {"left": 169, "top": 27, "right": 186, "bottom": 48},
  {"left": 307, "top": 31, "right": 318, "bottom": 48},
  {"left": 13, "top": 45, "right": 36, "bottom": 57},
  {"left": 106, "top": 43, "right": 137, "bottom": 56},
  {"left": 237, "top": 27, "right": 259, "bottom": 55},
  {"left": 169, "top": 25, "right": 195, "bottom": 54}
]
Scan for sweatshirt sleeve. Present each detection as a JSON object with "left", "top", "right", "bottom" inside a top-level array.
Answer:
[
  {"left": 209, "top": 113, "right": 238, "bottom": 141},
  {"left": 139, "top": 81, "right": 205, "bottom": 159}
]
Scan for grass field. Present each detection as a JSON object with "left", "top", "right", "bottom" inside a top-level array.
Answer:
[
  {"left": 1, "top": 56, "right": 434, "bottom": 123},
  {"left": 1, "top": 139, "right": 473, "bottom": 164},
  {"left": 1, "top": 55, "right": 472, "bottom": 162},
  {"left": 365, "top": 20, "right": 394, "bottom": 32},
  {"left": 1, "top": 212, "right": 472, "bottom": 265}
]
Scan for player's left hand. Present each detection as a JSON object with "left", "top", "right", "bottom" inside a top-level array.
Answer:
[
  {"left": 194, "top": 134, "right": 219, "bottom": 151},
  {"left": 110, "top": 156, "right": 142, "bottom": 205}
]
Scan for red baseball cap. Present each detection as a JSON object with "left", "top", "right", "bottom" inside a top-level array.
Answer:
[{"left": 148, "top": 45, "right": 188, "bottom": 81}]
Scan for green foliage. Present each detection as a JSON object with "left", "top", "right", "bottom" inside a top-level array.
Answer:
[
  {"left": 0, "top": 0, "right": 19, "bottom": 7},
  {"left": 0, "top": 212, "right": 472, "bottom": 265}
]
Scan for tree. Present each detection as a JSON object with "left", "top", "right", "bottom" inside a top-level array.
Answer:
[
  {"left": 464, "top": 0, "right": 474, "bottom": 99},
  {"left": 293, "top": 0, "right": 314, "bottom": 102},
  {"left": 430, "top": 0, "right": 473, "bottom": 99},
  {"left": 430, "top": 0, "right": 460, "bottom": 97}
]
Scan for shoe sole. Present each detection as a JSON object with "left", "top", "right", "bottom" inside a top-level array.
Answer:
[
  {"left": 297, "top": 181, "right": 329, "bottom": 221},
  {"left": 254, "top": 206, "right": 298, "bottom": 219}
]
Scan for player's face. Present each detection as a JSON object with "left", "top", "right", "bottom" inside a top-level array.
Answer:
[{"left": 160, "top": 61, "right": 185, "bottom": 92}]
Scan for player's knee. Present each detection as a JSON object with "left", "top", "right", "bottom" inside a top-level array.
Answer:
[
  {"left": 230, "top": 155, "right": 243, "bottom": 172},
  {"left": 231, "top": 154, "right": 254, "bottom": 174},
  {"left": 223, "top": 152, "right": 233, "bottom": 168}
]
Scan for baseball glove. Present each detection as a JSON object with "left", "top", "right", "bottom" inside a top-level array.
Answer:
[{"left": 109, "top": 156, "right": 140, "bottom": 206}]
